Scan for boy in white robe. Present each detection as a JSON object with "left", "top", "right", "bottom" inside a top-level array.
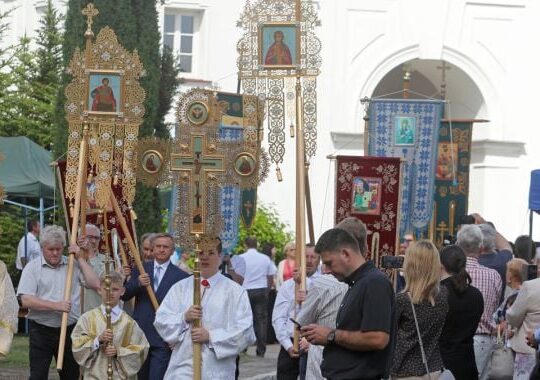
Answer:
[
  {"left": 154, "top": 244, "right": 255, "bottom": 379},
  {"left": 71, "top": 271, "right": 149, "bottom": 379}
]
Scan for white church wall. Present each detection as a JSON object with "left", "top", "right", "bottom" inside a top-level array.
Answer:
[{"left": 2, "top": 0, "right": 538, "bottom": 242}]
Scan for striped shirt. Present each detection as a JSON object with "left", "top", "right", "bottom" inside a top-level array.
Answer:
[
  {"left": 466, "top": 257, "right": 502, "bottom": 335},
  {"left": 297, "top": 274, "right": 348, "bottom": 380}
]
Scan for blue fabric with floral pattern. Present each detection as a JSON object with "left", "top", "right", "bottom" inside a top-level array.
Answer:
[{"left": 368, "top": 99, "right": 443, "bottom": 235}]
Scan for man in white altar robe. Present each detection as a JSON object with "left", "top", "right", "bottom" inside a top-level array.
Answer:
[{"left": 154, "top": 243, "right": 255, "bottom": 379}]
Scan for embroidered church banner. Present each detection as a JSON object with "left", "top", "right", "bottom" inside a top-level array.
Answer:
[
  {"left": 335, "top": 156, "right": 402, "bottom": 261},
  {"left": 57, "top": 160, "right": 137, "bottom": 264},
  {"left": 368, "top": 99, "right": 443, "bottom": 236},
  {"left": 431, "top": 121, "right": 473, "bottom": 246}
]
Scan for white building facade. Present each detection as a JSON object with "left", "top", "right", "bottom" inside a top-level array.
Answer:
[{"left": 2, "top": 0, "right": 539, "bottom": 242}]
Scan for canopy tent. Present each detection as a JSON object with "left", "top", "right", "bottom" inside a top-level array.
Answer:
[{"left": 0, "top": 136, "right": 56, "bottom": 226}]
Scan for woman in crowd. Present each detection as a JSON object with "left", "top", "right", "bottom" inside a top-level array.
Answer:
[
  {"left": 392, "top": 240, "right": 449, "bottom": 379},
  {"left": 275, "top": 240, "right": 295, "bottom": 290},
  {"left": 439, "top": 244, "right": 484, "bottom": 380},
  {"left": 505, "top": 258, "right": 540, "bottom": 380}
]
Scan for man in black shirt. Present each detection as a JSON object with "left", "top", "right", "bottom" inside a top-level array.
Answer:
[{"left": 301, "top": 228, "right": 395, "bottom": 380}]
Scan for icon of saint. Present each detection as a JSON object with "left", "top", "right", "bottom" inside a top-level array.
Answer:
[
  {"left": 237, "top": 156, "right": 253, "bottom": 175},
  {"left": 398, "top": 119, "right": 414, "bottom": 144},
  {"left": 91, "top": 77, "right": 116, "bottom": 112},
  {"left": 144, "top": 153, "right": 159, "bottom": 172},
  {"left": 264, "top": 30, "right": 293, "bottom": 65}
]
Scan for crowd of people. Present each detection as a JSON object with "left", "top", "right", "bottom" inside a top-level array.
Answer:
[{"left": 0, "top": 213, "right": 539, "bottom": 379}]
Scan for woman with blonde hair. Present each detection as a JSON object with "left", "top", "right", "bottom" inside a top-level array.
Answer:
[
  {"left": 505, "top": 258, "right": 540, "bottom": 379},
  {"left": 275, "top": 240, "right": 295, "bottom": 290},
  {"left": 391, "top": 240, "right": 449, "bottom": 379}
]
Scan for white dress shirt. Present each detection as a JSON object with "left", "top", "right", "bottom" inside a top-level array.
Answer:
[
  {"left": 16, "top": 232, "right": 42, "bottom": 270},
  {"left": 239, "top": 248, "right": 277, "bottom": 290},
  {"left": 153, "top": 260, "right": 171, "bottom": 290},
  {"left": 272, "top": 273, "right": 320, "bottom": 351}
]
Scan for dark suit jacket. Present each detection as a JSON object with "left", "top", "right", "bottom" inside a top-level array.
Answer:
[{"left": 122, "top": 261, "right": 188, "bottom": 347}]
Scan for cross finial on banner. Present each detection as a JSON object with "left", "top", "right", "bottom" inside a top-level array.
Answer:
[{"left": 82, "top": 3, "right": 99, "bottom": 38}]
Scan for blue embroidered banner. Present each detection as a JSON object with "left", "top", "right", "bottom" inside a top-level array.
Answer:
[
  {"left": 218, "top": 125, "right": 243, "bottom": 254},
  {"left": 368, "top": 99, "right": 443, "bottom": 236}
]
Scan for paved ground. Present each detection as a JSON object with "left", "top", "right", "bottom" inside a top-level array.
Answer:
[
  {"left": 239, "top": 344, "right": 279, "bottom": 380},
  {"left": 0, "top": 345, "right": 279, "bottom": 380}
]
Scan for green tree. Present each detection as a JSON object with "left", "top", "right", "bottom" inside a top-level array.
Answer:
[
  {"left": 155, "top": 45, "right": 181, "bottom": 139},
  {"left": 235, "top": 204, "right": 294, "bottom": 262},
  {"left": 0, "top": 206, "right": 24, "bottom": 283},
  {"left": 0, "top": 37, "right": 54, "bottom": 146},
  {"left": 35, "top": 0, "right": 63, "bottom": 85}
]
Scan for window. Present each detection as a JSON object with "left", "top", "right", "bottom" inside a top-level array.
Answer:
[{"left": 163, "top": 13, "right": 196, "bottom": 73}]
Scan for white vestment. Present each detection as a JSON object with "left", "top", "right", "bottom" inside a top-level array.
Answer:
[{"left": 154, "top": 272, "right": 255, "bottom": 379}]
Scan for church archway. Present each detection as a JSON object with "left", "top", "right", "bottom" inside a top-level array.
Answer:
[{"left": 371, "top": 59, "right": 488, "bottom": 121}]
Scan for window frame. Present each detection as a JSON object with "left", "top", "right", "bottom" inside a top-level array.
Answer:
[{"left": 162, "top": 9, "right": 202, "bottom": 77}]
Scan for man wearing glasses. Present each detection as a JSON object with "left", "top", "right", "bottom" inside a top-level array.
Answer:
[{"left": 78, "top": 224, "right": 106, "bottom": 312}]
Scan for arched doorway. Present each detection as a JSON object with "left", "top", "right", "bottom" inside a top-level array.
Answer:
[{"left": 371, "top": 59, "right": 488, "bottom": 121}]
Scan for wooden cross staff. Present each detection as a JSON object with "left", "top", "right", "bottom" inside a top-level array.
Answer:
[
  {"left": 57, "top": 125, "right": 89, "bottom": 370},
  {"left": 109, "top": 188, "right": 159, "bottom": 310}
]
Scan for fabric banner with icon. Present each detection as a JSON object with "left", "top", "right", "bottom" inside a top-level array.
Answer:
[
  {"left": 56, "top": 160, "right": 137, "bottom": 264},
  {"left": 430, "top": 121, "right": 474, "bottom": 246},
  {"left": 368, "top": 99, "right": 443, "bottom": 236},
  {"left": 335, "top": 156, "right": 402, "bottom": 264}
]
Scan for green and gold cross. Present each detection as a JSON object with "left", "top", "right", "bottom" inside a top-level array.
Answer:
[{"left": 171, "top": 135, "right": 224, "bottom": 234}]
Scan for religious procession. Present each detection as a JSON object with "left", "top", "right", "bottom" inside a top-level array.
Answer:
[{"left": 0, "top": 0, "right": 539, "bottom": 379}]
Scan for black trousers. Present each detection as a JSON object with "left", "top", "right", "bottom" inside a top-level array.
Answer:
[
  {"left": 28, "top": 320, "right": 79, "bottom": 380},
  {"left": 138, "top": 346, "right": 171, "bottom": 380},
  {"left": 277, "top": 345, "right": 307, "bottom": 380},
  {"left": 247, "top": 288, "right": 269, "bottom": 356}
]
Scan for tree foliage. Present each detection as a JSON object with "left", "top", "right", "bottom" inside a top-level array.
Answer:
[
  {"left": 0, "top": 206, "right": 24, "bottom": 283},
  {"left": 234, "top": 204, "right": 294, "bottom": 262},
  {"left": 155, "top": 46, "right": 181, "bottom": 139},
  {"left": 0, "top": 1, "right": 63, "bottom": 281},
  {"left": 0, "top": 1, "right": 63, "bottom": 148}
]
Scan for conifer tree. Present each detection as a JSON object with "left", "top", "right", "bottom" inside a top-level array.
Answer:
[
  {"left": 156, "top": 46, "right": 181, "bottom": 139},
  {"left": 36, "top": 0, "right": 63, "bottom": 85}
]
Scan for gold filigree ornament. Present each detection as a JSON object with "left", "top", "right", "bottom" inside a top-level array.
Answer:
[
  {"left": 175, "top": 89, "right": 222, "bottom": 135},
  {"left": 64, "top": 4, "right": 146, "bottom": 210},
  {"left": 136, "top": 137, "right": 172, "bottom": 187},
  {"left": 221, "top": 142, "right": 270, "bottom": 189},
  {"left": 237, "top": 0, "right": 321, "bottom": 169}
]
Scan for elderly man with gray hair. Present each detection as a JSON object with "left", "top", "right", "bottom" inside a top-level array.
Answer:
[
  {"left": 78, "top": 223, "right": 106, "bottom": 312},
  {"left": 457, "top": 224, "right": 502, "bottom": 377},
  {"left": 17, "top": 225, "right": 100, "bottom": 380},
  {"left": 473, "top": 214, "right": 513, "bottom": 297}
]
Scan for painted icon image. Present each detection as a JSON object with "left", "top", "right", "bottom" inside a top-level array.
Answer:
[
  {"left": 260, "top": 24, "right": 297, "bottom": 67},
  {"left": 187, "top": 101, "right": 209, "bottom": 125},
  {"left": 351, "top": 177, "right": 382, "bottom": 215},
  {"left": 394, "top": 116, "right": 416, "bottom": 145},
  {"left": 234, "top": 153, "right": 256, "bottom": 176},
  {"left": 88, "top": 73, "right": 121, "bottom": 113},
  {"left": 436, "top": 142, "right": 459, "bottom": 181},
  {"left": 141, "top": 150, "right": 163, "bottom": 174}
]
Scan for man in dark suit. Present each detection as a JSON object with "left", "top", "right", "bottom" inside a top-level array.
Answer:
[{"left": 123, "top": 233, "right": 188, "bottom": 380}]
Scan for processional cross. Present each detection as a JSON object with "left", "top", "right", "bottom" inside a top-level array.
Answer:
[
  {"left": 82, "top": 3, "right": 99, "bottom": 37},
  {"left": 436, "top": 221, "right": 449, "bottom": 246},
  {"left": 437, "top": 61, "right": 451, "bottom": 100},
  {"left": 171, "top": 135, "right": 224, "bottom": 234}
]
